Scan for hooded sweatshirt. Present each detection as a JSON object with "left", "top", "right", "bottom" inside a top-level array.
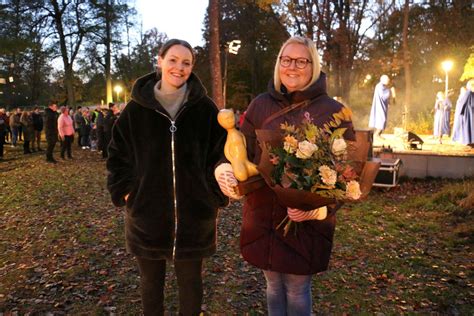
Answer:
[{"left": 106, "top": 71, "right": 228, "bottom": 260}]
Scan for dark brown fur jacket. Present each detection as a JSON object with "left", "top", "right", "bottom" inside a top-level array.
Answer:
[{"left": 107, "top": 71, "right": 228, "bottom": 260}]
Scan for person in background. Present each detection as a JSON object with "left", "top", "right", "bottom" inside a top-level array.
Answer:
[
  {"left": 215, "top": 36, "right": 355, "bottom": 315},
  {"left": 58, "top": 106, "right": 75, "bottom": 159},
  {"left": 20, "top": 109, "right": 34, "bottom": 154},
  {"left": 368, "top": 74, "right": 396, "bottom": 139},
  {"left": 433, "top": 91, "right": 452, "bottom": 143},
  {"left": 9, "top": 108, "right": 21, "bottom": 147},
  {"left": 90, "top": 107, "right": 99, "bottom": 123},
  {"left": 44, "top": 102, "right": 59, "bottom": 163},
  {"left": 106, "top": 38, "right": 227, "bottom": 315},
  {"left": 102, "top": 102, "right": 119, "bottom": 158},
  {"left": 95, "top": 107, "right": 106, "bottom": 155},
  {"left": 0, "top": 108, "right": 6, "bottom": 159},
  {"left": 80, "top": 107, "right": 92, "bottom": 149},
  {"left": 455, "top": 79, "right": 474, "bottom": 146},
  {"left": 452, "top": 86, "right": 467, "bottom": 143},
  {"left": 31, "top": 106, "right": 44, "bottom": 151},
  {"left": 74, "top": 106, "right": 83, "bottom": 148},
  {"left": 5, "top": 111, "right": 11, "bottom": 144},
  {"left": 17, "top": 108, "right": 23, "bottom": 142},
  {"left": 89, "top": 109, "right": 99, "bottom": 151}
]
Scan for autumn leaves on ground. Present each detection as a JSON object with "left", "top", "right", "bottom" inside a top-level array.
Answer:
[{"left": 0, "top": 146, "right": 473, "bottom": 315}]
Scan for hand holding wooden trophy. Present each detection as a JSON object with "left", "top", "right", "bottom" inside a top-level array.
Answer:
[
  {"left": 217, "top": 108, "right": 379, "bottom": 199},
  {"left": 217, "top": 109, "right": 259, "bottom": 180}
]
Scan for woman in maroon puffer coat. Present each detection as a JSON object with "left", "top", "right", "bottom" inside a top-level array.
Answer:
[{"left": 216, "top": 36, "right": 355, "bottom": 315}]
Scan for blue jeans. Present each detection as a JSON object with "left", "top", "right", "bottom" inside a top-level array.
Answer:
[{"left": 263, "top": 270, "right": 312, "bottom": 316}]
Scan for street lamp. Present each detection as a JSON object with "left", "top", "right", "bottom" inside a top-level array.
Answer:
[
  {"left": 441, "top": 60, "right": 453, "bottom": 97},
  {"left": 438, "top": 60, "right": 453, "bottom": 142},
  {"left": 114, "top": 85, "right": 123, "bottom": 103},
  {"left": 223, "top": 40, "right": 242, "bottom": 108}
]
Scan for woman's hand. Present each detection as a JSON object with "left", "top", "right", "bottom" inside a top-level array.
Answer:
[
  {"left": 214, "top": 163, "right": 243, "bottom": 200},
  {"left": 287, "top": 206, "right": 327, "bottom": 222}
]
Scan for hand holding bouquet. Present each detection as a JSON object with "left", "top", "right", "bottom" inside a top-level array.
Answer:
[{"left": 256, "top": 108, "right": 379, "bottom": 236}]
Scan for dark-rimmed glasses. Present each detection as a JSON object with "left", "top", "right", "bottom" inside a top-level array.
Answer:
[{"left": 279, "top": 56, "right": 312, "bottom": 69}]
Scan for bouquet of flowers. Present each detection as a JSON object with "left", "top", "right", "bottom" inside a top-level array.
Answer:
[{"left": 255, "top": 108, "right": 379, "bottom": 236}]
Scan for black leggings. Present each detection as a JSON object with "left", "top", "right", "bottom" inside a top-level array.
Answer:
[
  {"left": 136, "top": 257, "right": 203, "bottom": 316},
  {"left": 60, "top": 135, "right": 74, "bottom": 158}
]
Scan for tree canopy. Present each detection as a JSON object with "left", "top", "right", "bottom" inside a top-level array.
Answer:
[{"left": 0, "top": 0, "right": 471, "bottom": 130}]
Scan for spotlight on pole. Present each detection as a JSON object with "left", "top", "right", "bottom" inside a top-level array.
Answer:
[
  {"left": 223, "top": 40, "right": 242, "bottom": 108},
  {"left": 228, "top": 40, "right": 241, "bottom": 55},
  {"left": 114, "top": 85, "right": 123, "bottom": 103},
  {"left": 441, "top": 60, "right": 453, "bottom": 97}
]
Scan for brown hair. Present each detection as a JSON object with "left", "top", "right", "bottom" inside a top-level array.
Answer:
[{"left": 158, "top": 39, "right": 195, "bottom": 64}]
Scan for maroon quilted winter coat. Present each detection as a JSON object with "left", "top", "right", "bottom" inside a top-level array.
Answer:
[{"left": 240, "top": 72, "right": 355, "bottom": 275}]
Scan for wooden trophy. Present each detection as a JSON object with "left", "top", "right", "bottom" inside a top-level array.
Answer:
[{"left": 217, "top": 109, "right": 264, "bottom": 195}]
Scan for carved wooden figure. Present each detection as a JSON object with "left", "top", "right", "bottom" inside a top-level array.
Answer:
[{"left": 217, "top": 109, "right": 259, "bottom": 181}]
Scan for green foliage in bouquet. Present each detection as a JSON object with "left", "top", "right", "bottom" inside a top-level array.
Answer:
[{"left": 268, "top": 108, "right": 362, "bottom": 202}]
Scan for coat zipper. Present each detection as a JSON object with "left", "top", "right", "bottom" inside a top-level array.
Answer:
[{"left": 155, "top": 109, "right": 184, "bottom": 260}]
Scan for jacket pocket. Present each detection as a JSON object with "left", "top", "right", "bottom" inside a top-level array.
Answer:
[{"left": 125, "top": 184, "right": 139, "bottom": 209}]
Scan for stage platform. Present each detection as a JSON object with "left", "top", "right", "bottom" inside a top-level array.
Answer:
[{"left": 371, "top": 133, "right": 474, "bottom": 179}]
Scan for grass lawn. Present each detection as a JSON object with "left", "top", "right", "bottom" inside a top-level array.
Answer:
[{"left": 0, "top": 144, "right": 472, "bottom": 315}]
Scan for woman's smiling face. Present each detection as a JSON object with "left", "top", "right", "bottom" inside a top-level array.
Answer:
[
  {"left": 158, "top": 44, "right": 193, "bottom": 91},
  {"left": 279, "top": 43, "right": 312, "bottom": 93}
]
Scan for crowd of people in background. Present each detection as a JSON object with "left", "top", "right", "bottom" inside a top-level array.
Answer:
[
  {"left": 0, "top": 78, "right": 472, "bottom": 163},
  {"left": 0, "top": 102, "right": 121, "bottom": 161}
]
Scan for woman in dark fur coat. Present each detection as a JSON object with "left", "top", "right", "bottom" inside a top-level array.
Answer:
[{"left": 106, "top": 39, "right": 228, "bottom": 315}]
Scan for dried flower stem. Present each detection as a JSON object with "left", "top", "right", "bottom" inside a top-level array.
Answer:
[{"left": 276, "top": 215, "right": 296, "bottom": 237}]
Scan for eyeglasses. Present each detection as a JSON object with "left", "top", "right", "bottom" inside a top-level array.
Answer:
[{"left": 279, "top": 56, "right": 312, "bottom": 69}]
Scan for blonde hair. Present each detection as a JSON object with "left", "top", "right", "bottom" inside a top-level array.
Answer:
[{"left": 273, "top": 36, "right": 321, "bottom": 93}]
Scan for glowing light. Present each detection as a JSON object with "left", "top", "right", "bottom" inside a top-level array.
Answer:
[
  {"left": 114, "top": 85, "right": 123, "bottom": 94},
  {"left": 223, "top": 40, "right": 242, "bottom": 108},
  {"left": 114, "top": 85, "right": 123, "bottom": 102},
  {"left": 441, "top": 60, "right": 453, "bottom": 72},
  {"left": 228, "top": 40, "right": 241, "bottom": 55}
]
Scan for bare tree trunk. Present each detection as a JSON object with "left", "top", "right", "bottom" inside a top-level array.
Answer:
[
  {"left": 30, "top": 41, "right": 42, "bottom": 104},
  {"left": 50, "top": 0, "right": 86, "bottom": 107},
  {"left": 51, "top": 0, "right": 75, "bottom": 106},
  {"left": 209, "top": 0, "right": 224, "bottom": 109},
  {"left": 64, "top": 65, "right": 75, "bottom": 106},
  {"left": 105, "top": 0, "right": 113, "bottom": 104},
  {"left": 402, "top": 0, "right": 411, "bottom": 130}
]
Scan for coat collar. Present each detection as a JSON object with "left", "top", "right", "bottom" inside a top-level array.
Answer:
[
  {"left": 268, "top": 71, "right": 328, "bottom": 106},
  {"left": 131, "top": 72, "right": 207, "bottom": 111}
]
